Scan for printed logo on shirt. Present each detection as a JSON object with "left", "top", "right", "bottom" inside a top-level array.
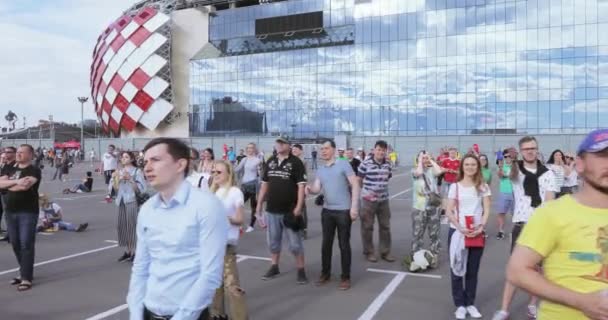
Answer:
[{"left": 570, "top": 224, "right": 608, "bottom": 284}]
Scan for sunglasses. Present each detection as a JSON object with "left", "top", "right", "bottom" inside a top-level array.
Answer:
[{"left": 212, "top": 170, "right": 223, "bottom": 175}]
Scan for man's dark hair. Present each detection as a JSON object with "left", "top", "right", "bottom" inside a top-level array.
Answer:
[
  {"left": 108, "top": 144, "right": 116, "bottom": 149},
  {"left": 346, "top": 147, "right": 354, "bottom": 152},
  {"left": 374, "top": 140, "right": 388, "bottom": 149},
  {"left": 20, "top": 144, "right": 34, "bottom": 155},
  {"left": 292, "top": 144, "right": 303, "bottom": 150},
  {"left": 4, "top": 146, "right": 16, "bottom": 153},
  {"left": 322, "top": 139, "right": 336, "bottom": 149},
  {"left": 143, "top": 138, "right": 190, "bottom": 177},
  {"left": 86, "top": 171, "right": 92, "bottom": 177},
  {"left": 518, "top": 136, "right": 537, "bottom": 147}
]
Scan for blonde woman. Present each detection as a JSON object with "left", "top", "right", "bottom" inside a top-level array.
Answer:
[
  {"left": 112, "top": 151, "right": 145, "bottom": 263},
  {"left": 210, "top": 160, "right": 248, "bottom": 320}
]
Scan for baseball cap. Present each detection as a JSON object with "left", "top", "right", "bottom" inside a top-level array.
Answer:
[
  {"left": 275, "top": 136, "right": 290, "bottom": 144},
  {"left": 577, "top": 129, "right": 608, "bottom": 155}
]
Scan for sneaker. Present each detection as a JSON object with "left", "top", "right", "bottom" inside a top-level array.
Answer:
[
  {"left": 315, "top": 274, "right": 331, "bottom": 286},
  {"left": 296, "top": 269, "right": 308, "bottom": 285},
  {"left": 381, "top": 254, "right": 396, "bottom": 263},
  {"left": 466, "top": 305, "right": 483, "bottom": 319},
  {"left": 491, "top": 310, "right": 509, "bottom": 320},
  {"left": 455, "top": 306, "right": 467, "bottom": 320},
  {"left": 262, "top": 265, "right": 280, "bottom": 280},
  {"left": 366, "top": 254, "right": 378, "bottom": 263},
  {"left": 245, "top": 226, "right": 254, "bottom": 233},
  {"left": 527, "top": 304, "right": 538, "bottom": 319},
  {"left": 76, "top": 189, "right": 83, "bottom": 193},
  {"left": 338, "top": 279, "right": 351, "bottom": 291},
  {"left": 496, "top": 231, "right": 505, "bottom": 240},
  {"left": 76, "top": 223, "right": 88, "bottom": 232},
  {"left": 117, "top": 252, "right": 130, "bottom": 262}
]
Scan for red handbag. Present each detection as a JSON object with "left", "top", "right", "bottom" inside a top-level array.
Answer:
[{"left": 455, "top": 183, "right": 486, "bottom": 248}]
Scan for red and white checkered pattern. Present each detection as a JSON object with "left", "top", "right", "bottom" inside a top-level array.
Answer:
[{"left": 90, "top": 6, "right": 174, "bottom": 135}]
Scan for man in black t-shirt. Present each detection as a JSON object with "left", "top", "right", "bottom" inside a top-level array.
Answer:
[
  {"left": 256, "top": 137, "right": 308, "bottom": 284},
  {"left": 345, "top": 148, "right": 361, "bottom": 173},
  {"left": 0, "top": 144, "right": 41, "bottom": 291},
  {"left": 0, "top": 146, "right": 17, "bottom": 241}
]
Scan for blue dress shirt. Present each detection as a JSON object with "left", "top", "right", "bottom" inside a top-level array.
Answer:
[{"left": 127, "top": 180, "right": 228, "bottom": 320}]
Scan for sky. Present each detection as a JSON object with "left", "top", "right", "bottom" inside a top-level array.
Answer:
[{"left": 0, "top": 0, "right": 137, "bottom": 127}]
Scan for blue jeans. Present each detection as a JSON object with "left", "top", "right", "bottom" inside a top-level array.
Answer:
[
  {"left": 266, "top": 212, "right": 304, "bottom": 256},
  {"left": 447, "top": 228, "right": 484, "bottom": 307},
  {"left": 6, "top": 213, "right": 38, "bottom": 281}
]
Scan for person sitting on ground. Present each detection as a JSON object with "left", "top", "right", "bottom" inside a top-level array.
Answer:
[
  {"left": 37, "top": 194, "right": 88, "bottom": 232},
  {"left": 63, "top": 171, "right": 94, "bottom": 194}
]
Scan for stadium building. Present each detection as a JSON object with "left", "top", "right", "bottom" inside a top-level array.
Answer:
[{"left": 89, "top": 0, "right": 606, "bottom": 151}]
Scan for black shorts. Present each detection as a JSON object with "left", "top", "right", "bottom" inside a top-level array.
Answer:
[
  {"left": 511, "top": 222, "right": 525, "bottom": 252},
  {"left": 104, "top": 170, "right": 115, "bottom": 185}
]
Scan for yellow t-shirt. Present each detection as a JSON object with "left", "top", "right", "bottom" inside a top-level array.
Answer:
[{"left": 517, "top": 195, "right": 608, "bottom": 320}]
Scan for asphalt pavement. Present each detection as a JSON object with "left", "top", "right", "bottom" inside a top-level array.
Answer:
[{"left": 0, "top": 161, "right": 531, "bottom": 320}]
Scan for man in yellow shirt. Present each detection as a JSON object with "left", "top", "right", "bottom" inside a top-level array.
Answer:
[{"left": 507, "top": 129, "right": 608, "bottom": 320}]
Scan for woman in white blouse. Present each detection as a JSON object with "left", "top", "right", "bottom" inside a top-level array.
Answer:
[
  {"left": 546, "top": 149, "right": 570, "bottom": 198},
  {"left": 446, "top": 154, "right": 491, "bottom": 320},
  {"left": 210, "top": 160, "right": 248, "bottom": 320}
]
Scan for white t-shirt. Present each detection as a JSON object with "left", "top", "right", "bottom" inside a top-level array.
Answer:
[
  {"left": 89, "top": 150, "right": 95, "bottom": 158},
  {"left": 39, "top": 203, "right": 61, "bottom": 221},
  {"left": 548, "top": 164, "right": 565, "bottom": 188},
  {"left": 563, "top": 169, "right": 578, "bottom": 187},
  {"left": 448, "top": 182, "right": 491, "bottom": 229},
  {"left": 102, "top": 152, "right": 118, "bottom": 171},
  {"left": 512, "top": 167, "right": 559, "bottom": 223},
  {"left": 187, "top": 172, "right": 210, "bottom": 192},
  {"left": 215, "top": 186, "right": 244, "bottom": 245}
]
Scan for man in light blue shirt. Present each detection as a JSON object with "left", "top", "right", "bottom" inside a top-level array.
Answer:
[{"left": 127, "top": 138, "right": 228, "bottom": 320}]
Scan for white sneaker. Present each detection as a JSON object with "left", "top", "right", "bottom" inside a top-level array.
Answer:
[
  {"left": 455, "top": 306, "right": 467, "bottom": 320},
  {"left": 491, "top": 310, "right": 509, "bottom": 320},
  {"left": 527, "top": 304, "right": 538, "bottom": 319},
  {"left": 466, "top": 305, "right": 483, "bottom": 319},
  {"left": 245, "top": 226, "right": 254, "bottom": 233}
]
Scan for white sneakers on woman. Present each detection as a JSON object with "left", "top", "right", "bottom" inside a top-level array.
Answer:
[{"left": 455, "top": 306, "right": 483, "bottom": 319}]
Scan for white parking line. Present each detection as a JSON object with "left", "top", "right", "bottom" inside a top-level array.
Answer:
[
  {"left": 54, "top": 194, "right": 103, "bottom": 201},
  {"left": 85, "top": 304, "right": 129, "bottom": 320},
  {"left": 0, "top": 244, "right": 118, "bottom": 276},
  {"left": 389, "top": 188, "right": 411, "bottom": 199},
  {"left": 367, "top": 267, "right": 442, "bottom": 279},
  {"left": 104, "top": 240, "right": 118, "bottom": 244},
  {"left": 85, "top": 254, "right": 270, "bottom": 320},
  {"left": 357, "top": 268, "right": 441, "bottom": 320},
  {"left": 358, "top": 272, "right": 407, "bottom": 320}
]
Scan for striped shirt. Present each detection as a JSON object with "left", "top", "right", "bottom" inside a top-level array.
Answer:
[{"left": 357, "top": 158, "right": 392, "bottom": 202}]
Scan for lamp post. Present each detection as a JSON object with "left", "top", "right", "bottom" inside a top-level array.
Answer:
[{"left": 78, "top": 97, "right": 88, "bottom": 158}]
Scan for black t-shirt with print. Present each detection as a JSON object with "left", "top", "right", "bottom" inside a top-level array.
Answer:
[
  {"left": 262, "top": 154, "right": 306, "bottom": 213},
  {"left": 5, "top": 165, "right": 42, "bottom": 214}
]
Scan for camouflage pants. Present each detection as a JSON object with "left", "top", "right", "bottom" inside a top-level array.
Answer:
[
  {"left": 411, "top": 208, "right": 441, "bottom": 255},
  {"left": 211, "top": 245, "right": 248, "bottom": 320}
]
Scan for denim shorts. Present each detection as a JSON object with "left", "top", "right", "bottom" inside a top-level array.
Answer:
[
  {"left": 266, "top": 211, "right": 304, "bottom": 255},
  {"left": 495, "top": 192, "right": 514, "bottom": 214}
]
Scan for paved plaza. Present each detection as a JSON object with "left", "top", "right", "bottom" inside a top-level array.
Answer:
[{"left": 0, "top": 161, "right": 531, "bottom": 320}]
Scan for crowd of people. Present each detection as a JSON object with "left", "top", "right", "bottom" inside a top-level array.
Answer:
[{"left": 0, "top": 129, "right": 607, "bottom": 320}]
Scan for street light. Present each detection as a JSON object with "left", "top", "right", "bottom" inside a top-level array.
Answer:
[{"left": 78, "top": 97, "right": 88, "bottom": 158}]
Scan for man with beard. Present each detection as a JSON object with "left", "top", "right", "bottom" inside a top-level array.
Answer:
[
  {"left": 505, "top": 129, "right": 608, "bottom": 320},
  {"left": 492, "top": 136, "right": 559, "bottom": 320}
]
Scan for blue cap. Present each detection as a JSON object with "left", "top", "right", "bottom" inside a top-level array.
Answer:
[{"left": 577, "top": 129, "right": 608, "bottom": 155}]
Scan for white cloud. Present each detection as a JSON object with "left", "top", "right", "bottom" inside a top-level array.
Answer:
[{"left": 0, "top": 0, "right": 137, "bottom": 127}]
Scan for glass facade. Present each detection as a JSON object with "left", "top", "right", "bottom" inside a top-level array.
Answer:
[{"left": 190, "top": 0, "right": 608, "bottom": 138}]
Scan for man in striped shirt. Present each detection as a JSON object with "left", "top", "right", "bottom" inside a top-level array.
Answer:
[{"left": 357, "top": 140, "right": 395, "bottom": 263}]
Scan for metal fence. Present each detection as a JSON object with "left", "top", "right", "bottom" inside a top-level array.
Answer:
[{"left": 0, "top": 133, "right": 584, "bottom": 165}]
